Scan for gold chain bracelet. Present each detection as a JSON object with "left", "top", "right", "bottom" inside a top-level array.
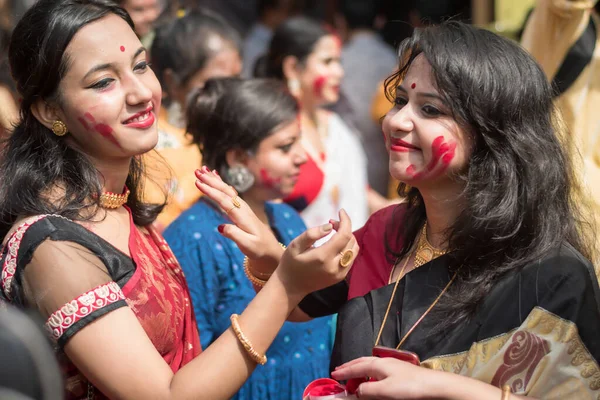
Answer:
[{"left": 230, "top": 314, "right": 267, "bottom": 365}]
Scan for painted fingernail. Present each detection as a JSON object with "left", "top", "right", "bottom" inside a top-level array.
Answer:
[
  {"left": 202, "top": 166, "right": 210, "bottom": 173},
  {"left": 321, "top": 223, "right": 333, "bottom": 232},
  {"left": 213, "top": 169, "right": 219, "bottom": 176},
  {"left": 218, "top": 224, "right": 225, "bottom": 233}
]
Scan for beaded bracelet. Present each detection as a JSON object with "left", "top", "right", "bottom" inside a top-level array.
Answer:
[{"left": 230, "top": 314, "right": 267, "bottom": 365}]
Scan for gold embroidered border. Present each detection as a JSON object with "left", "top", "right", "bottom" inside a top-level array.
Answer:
[{"left": 421, "top": 307, "right": 600, "bottom": 393}]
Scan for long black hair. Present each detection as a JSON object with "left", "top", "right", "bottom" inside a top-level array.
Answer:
[
  {"left": 253, "top": 16, "right": 328, "bottom": 80},
  {"left": 186, "top": 77, "right": 299, "bottom": 176},
  {"left": 384, "top": 21, "right": 596, "bottom": 328},
  {"left": 0, "top": 0, "right": 163, "bottom": 239}
]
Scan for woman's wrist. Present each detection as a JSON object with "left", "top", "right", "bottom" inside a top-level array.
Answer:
[
  {"left": 248, "top": 242, "right": 285, "bottom": 277},
  {"left": 269, "top": 265, "right": 308, "bottom": 305},
  {"left": 427, "top": 370, "right": 508, "bottom": 400}
]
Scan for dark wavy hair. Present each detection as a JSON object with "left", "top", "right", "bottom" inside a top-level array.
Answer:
[
  {"left": 253, "top": 16, "right": 328, "bottom": 80},
  {"left": 0, "top": 0, "right": 164, "bottom": 240},
  {"left": 150, "top": 8, "right": 241, "bottom": 106},
  {"left": 186, "top": 77, "right": 299, "bottom": 176},
  {"left": 384, "top": 22, "right": 596, "bottom": 329}
]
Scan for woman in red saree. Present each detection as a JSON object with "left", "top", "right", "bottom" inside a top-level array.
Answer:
[{"left": 0, "top": 1, "right": 357, "bottom": 398}]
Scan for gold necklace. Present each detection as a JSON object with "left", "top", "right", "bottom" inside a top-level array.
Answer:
[
  {"left": 377, "top": 223, "right": 455, "bottom": 350},
  {"left": 388, "top": 222, "right": 447, "bottom": 284},
  {"left": 99, "top": 187, "right": 130, "bottom": 209},
  {"left": 414, "top": 222, "right": 447, "bottom": 268}
]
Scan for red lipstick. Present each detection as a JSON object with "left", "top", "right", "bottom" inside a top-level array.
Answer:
[
  {"left": 390, "top": 138, "right": 419, "bottom": 152},
  {"left": 123, "top": 105, "right": 155, "bottom": 129}
]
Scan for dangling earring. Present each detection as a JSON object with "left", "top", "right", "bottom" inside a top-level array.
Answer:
[
  {"left": 51, "top": 120, "right": 68, "bottom": 137},
  {"left": 287, "top": 79, "right": 300, "bottom": 94},
  {"left": 224, "top": 165, "right": 255, "bottom": 193}
]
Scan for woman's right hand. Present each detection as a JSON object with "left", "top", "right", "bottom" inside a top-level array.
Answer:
[
  {"left": 195, "top": 167, "right": 284, "bottom": 268},
  {"left": 275, "top": 208, "right": 358, "bottom": 296}
]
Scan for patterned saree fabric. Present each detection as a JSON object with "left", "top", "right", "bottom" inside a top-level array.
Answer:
[{"left": 0, "top": 211, "right": 200, "bottom": 399}]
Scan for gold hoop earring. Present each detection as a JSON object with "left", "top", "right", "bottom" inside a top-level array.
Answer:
[{"left": 52, "top": 120, "right": 68, "bottom": 137}]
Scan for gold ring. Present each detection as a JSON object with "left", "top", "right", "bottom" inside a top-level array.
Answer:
[
  {"left": 339, "top": 249, "right": 354, "bottom": 268},
  {"left": 232, "top": 196, "right": 241, "bottom": 208}
]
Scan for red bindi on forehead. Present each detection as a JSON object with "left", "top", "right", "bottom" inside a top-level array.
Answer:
[
  {"left": 411, "top": 83, "right": 416, "bottom": 89},
  {"left": 120, "top": 46, "right": 125, "bottom": 52}
]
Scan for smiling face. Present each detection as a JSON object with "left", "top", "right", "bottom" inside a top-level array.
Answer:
[
  {"left": 297, "top": 34, "right": 344, "bottom": 105},
  {"left": 382, "top": 55, "right": 471, "bottom": 188},
  {"left": 52, "top": 14, "right": 161, "bottom": 161},
  {"left": 245, "top": 119, "right": 306, "bottom": 199}
]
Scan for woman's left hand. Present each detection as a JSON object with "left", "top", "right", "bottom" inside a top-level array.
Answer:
[
  {"left": 194, "top": 167, "right": 283, "bottom": 266},
  {"left": 331, "top": 357, "right": 440, "bottom": 400}
]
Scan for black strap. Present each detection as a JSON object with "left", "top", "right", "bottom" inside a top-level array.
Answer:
[{"left": 552, "top": 16, "right": 597, "bottom": 97}]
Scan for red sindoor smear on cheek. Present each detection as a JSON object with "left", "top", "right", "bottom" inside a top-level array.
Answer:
[
  {"left": 260, "top": 169, "right": 281, "bottom": 188},
  {"left": 313, "top": 76, "right": 327, "bottom": 97},
  {"left": 83, "top": 112, "right": 122, "bottom": 149},
  {"left": 407, "top": 136, "right": 457, "bottom": 179},
  {"left": 120, "top": 46, "right": 125, "bottom": 52},
  {"left": 78, "top": 117, "right": 90, "bottom": 131}
]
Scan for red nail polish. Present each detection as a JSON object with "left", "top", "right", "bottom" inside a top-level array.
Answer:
[
  {"left": 202, "top": 166, "right": 210, "bottom": 173},
  {"left": 218, "top": 224, "right": 225, "bottom": 233},
  {"left": 213, "top": 169, "right": 219, "bottom": 176}
]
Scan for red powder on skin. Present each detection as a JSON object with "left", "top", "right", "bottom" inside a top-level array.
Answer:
[
  {"left": 83, "top": 112, "right": 122, "bottom": 148},
  {"left": 120, "top": 46, "right": 125, "bottom": 52},
  {"left": 260, "top": 168, "right": 281, "bottom": 188},
  {"left": 411, "top": 83, "right": 416, "bottom": 89},
  {"left": 313, "top": 76, "right": 327, "bottom": 97},
  {"left": 408, "top": 135, "right": 457, "bottom": 179},
  {"left": 78, "top": 117, "right": 90, "bottom": 130},
  {"left": 84, "top": 112, "right": 96, "bottom": 123}
]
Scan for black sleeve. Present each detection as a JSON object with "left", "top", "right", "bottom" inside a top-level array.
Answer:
[{"left": 298, "top": 280, "right": 349, "bottom": 318}]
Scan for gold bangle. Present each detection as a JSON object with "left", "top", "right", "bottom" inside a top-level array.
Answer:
[
  {"left": 244, "top": 259, "right": 268, "bottom": 287},
  {"left": 243, "top": 243, "right": 287, "bottom": 286},
  {"left": 230, "top": 314, "right": 267, "bottom": 365},
  {"left": 501, "top": 385, "right": 511, "bottom": 400}
]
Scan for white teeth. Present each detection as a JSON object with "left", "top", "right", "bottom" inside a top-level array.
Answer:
[{"left": 127, "top": 111, "right": 150, "bottom": 124}]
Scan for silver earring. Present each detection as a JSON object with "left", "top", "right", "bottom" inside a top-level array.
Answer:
[
  {"left": 224, "top": 165, "right": 255, "bottom": 193},
  {"left": 287, "top": 79, "right": 300, "bottom": 93}
]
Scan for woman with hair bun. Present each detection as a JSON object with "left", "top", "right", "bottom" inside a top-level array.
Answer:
[
  {"left": 165, "top": 77, "right": 335, "bottom": 400},
  {"left": 146, "top": 9, "right": 242, "bottom": 230}
]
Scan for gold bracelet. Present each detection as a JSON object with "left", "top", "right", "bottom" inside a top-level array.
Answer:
[
  {"left": 244, "top": 259, "right": 269, "bottom": 287},
  {"left": 501, "top": 385, "right": 511, "bottom": 400},
  {"left": 243, "top": 243, "right": 287, "bottom": 286},
  {"left": 230, "top": 314, "right": 267, "bottom": 365}
]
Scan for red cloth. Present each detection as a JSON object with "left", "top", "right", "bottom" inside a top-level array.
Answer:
[
  {"left": 284, "top": 152, "right": 325, "bottom": 211},
  {"left": 347, "top": 204, "right": 406, "bottom": 300},
  {"left": 66, "top": 212, "right": 201, "bottom": 398}
]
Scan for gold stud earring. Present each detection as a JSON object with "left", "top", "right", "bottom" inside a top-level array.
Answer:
[{"left": 51, "top": 120, "right": 68, "bottom": 137}]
